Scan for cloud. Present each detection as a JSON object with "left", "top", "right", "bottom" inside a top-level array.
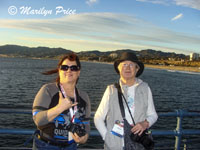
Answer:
[
  {"left": 0, "top": 13, "right": 146, "bottom": 40},
  {"left": 18, "top": 37, "right": 151, "bottom": 51},
  {"left": 86, "top": 0, "right": 98, "bottom": 6},
  {"left": 174, "top": 0, "right": 200, "bottom": 10},
  {"left": 171, "top": 13, "right": 183, "bottom": 21},
  {"left": 0, "top": 12, "right": 199, "bottom": 54},
  {"left": 136, "top": 0, "right": 200, "bottom": 10},
  {"left": 136, "top": 0, "right": 169, "bottom": 5}
]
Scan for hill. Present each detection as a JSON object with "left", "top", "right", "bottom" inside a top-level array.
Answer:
[
  {"left": 0, "top": 45, "right": 72, "bottom": 58},
  {"left": 77, "top": 49, "right": 187, "bottom": 62},
  {"left": 0, "top": 44, "right": 187, "bottom": 60}
]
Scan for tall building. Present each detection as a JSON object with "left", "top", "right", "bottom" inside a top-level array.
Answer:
[{"left": 190, "top": 53, "right": 199, "bottom": 61}]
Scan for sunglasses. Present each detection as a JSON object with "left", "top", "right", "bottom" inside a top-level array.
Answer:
[{"left": 60, "top": 65, "right": 80, "bottom": 71}]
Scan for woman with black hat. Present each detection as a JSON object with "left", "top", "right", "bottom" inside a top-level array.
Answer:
[{"left": 94, "top": 52, "right": 158, "bottom": 150}]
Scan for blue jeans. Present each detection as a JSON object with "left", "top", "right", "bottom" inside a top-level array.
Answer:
[{"left": 33, "top": 136, "right": 77, "bottom": 150}]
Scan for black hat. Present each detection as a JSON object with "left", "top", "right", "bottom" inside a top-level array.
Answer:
[{"left": 114, "top": 52, "right": 144, "bottom": 77}]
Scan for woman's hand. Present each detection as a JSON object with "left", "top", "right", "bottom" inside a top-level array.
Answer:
[
  {"left": 57, "top": 92, "right": 78, "bottom": 112},
  {"left": 47, "top": 92, "right": 77, "bottom": 122},
  {"left": 71, "top": 133, "right": 89, "bottom": 144},
  {"left": 131, "top": 120, "right": 149, "bottom": 136}
]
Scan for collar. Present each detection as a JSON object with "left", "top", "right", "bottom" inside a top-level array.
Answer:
[{"left": 119, "top": 78, "right": 142, "bottom": 88}]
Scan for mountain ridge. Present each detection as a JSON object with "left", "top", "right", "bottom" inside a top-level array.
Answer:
[{"left": 0, "top": 44, "right": 187, "bottom": 60}]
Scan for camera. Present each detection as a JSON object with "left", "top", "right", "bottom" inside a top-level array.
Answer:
[
  {"left": 67, "top": 123, "right": 86, "bottom": 137},
  {"left": 130, "top": 130, "right": 154, "bottom": 150}
]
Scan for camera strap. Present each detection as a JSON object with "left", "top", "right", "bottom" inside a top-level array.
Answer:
[
  {"left": 115, "top": 84, "right": 155, "bottom": 150},
  {"left": 58, "top": 83, "right": 77, "bottom": 123},
  {"left": 115, "top": 83, "right": 136, "bottom": 125}
]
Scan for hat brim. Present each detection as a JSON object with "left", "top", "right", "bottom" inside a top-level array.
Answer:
[{"left": 114, "top": 59, "right": 144, "bottom": 77}]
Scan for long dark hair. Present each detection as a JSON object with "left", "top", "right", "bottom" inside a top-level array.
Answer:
[{"left": 42, "top": 53, "right": 81, "bottom": 83}]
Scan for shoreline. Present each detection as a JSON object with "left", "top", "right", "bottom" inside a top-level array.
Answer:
[
  {"left": 1, "top": 56, "right": 200, "bottom": 73},
  {"left": 83, "top": 60, "right": 200, "bottom": 73},
  {"left": 145, "top": 64, "right": 200, "bottom": 73}
]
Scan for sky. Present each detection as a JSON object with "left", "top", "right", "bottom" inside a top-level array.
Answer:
[{"left": 0, "top": 0, "right": 200, "bottom": 55}]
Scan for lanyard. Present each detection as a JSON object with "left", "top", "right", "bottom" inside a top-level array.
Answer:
[{"left": 59, "top": 84, "right": 77, "bottom": 122}]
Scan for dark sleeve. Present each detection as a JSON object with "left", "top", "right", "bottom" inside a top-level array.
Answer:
[{"left": 79, "top": 90, "right": 91, "bottom": 134}]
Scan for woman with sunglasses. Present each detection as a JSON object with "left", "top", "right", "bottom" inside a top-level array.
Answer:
[{"left": 32, "top": 53, "right": 91, "bottom": 150}]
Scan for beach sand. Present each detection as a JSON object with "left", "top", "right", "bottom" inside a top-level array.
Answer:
[
  {"left": 83, "top": 60, "right": 200, "bottom": 73},
  {"left": 145, "top": 64, "right": 200, "bottom": 73}
]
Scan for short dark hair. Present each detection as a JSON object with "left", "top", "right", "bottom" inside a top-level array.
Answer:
[
  {"left": 42, "top": 52, "right": 81, "bottom": 83},
  {"left": 57, "top": 53, "right": 81, "bottom": 70}
]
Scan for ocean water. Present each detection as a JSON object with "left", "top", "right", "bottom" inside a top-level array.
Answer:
[{"left": 0, "top": 57, "right": 200, "bottom": 149}]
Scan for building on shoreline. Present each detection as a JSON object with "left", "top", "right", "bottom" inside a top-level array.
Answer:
[{"left": 190, "top": 53, "right": 200, "bottom": 61}]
